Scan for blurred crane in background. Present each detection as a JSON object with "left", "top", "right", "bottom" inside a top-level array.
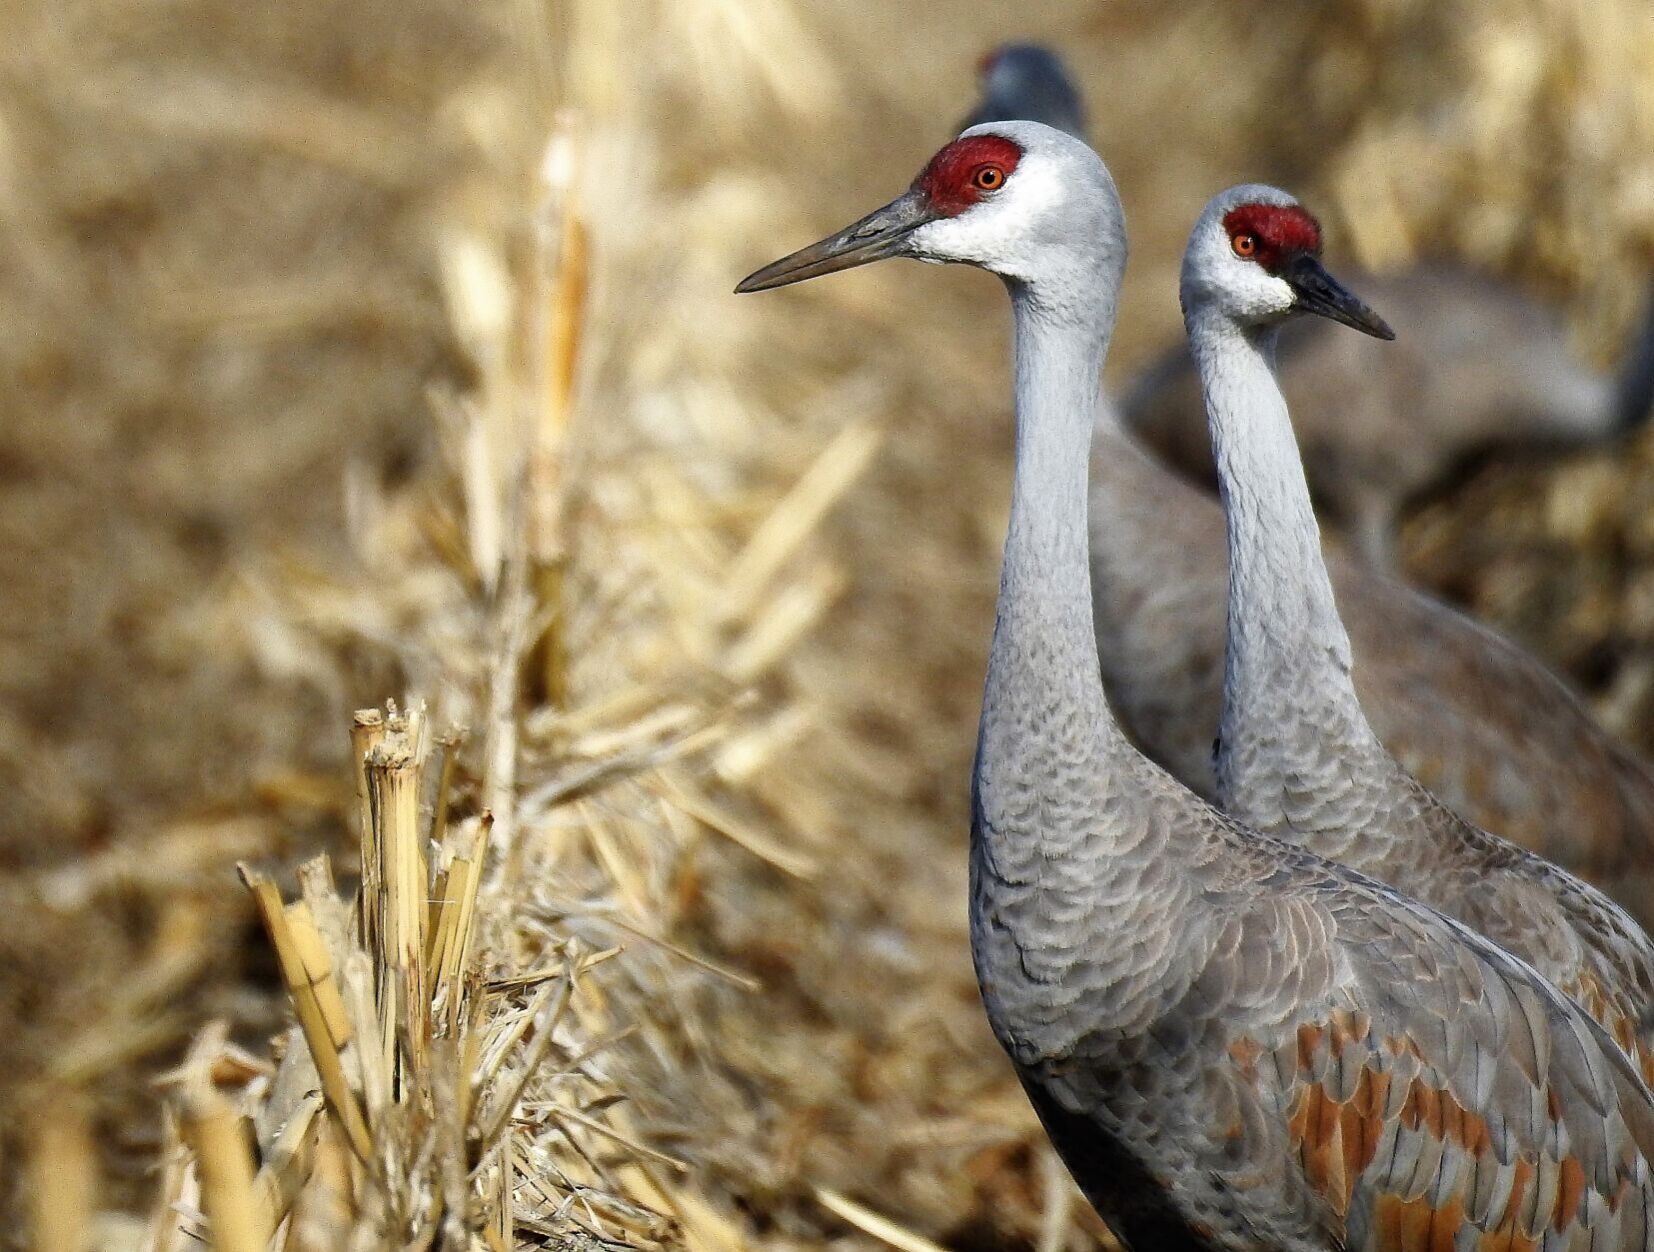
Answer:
[{"left": 961, "top": 44, "right": 1085, "bottom": 139}]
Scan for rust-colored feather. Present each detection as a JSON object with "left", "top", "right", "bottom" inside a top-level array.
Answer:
[{"left": 1265, "top": 988, "right": 1645, "bottom": 1252}]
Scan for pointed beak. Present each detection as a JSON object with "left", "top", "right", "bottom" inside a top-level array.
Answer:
[
  {"left": 1282, "top": 254, "right": 1395, "bottom": 340},
  {"left": 735, "top": 190, "right": 934, "bottom": 294}
]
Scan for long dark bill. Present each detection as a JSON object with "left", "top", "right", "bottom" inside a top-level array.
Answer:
[
  {"left": 735, "top": 190, "right": 933, "bottom": 294},
  {"left": 1282, "top": 253, "right": 1396, "bottom": 340}
]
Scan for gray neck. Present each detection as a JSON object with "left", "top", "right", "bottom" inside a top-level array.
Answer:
[
  {"left": 1187, "top": 307, "right": 1382, "bottom": 825},
  {"left": 1001, "top": 286, "right": 1110, "bottom": 621},
  {"left": 974, "top": 278, "right": 1140, "bottom": 833},
  {"left": 971, "top": 273, "right": 1218, "bottom": 1065}
]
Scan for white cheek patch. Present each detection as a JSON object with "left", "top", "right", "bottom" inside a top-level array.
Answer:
[
  {"left": 907, "top": 220, "right": 948, "bottom": 261},
  {"left": 1002, "top": 153, "right": 1066, "bottom": 219},
  {"left": 1243, "top": 271, "right": 1297, "bottom": 320}
]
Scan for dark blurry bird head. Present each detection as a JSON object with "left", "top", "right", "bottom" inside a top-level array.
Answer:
[
  {"left": 1613, "top": 277, "right": 1654, "bottom": 434},
  {"left": 962, "top": 43, "right": 1087, "bottom": 141}
]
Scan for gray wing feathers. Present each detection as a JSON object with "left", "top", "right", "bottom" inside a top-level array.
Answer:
[{"left": 1034, "top": 845, "right": 1654, "bottom": 1251}]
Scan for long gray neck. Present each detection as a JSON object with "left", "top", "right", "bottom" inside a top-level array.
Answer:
[
  {"left": 974, "top": 279, "right": 1144, "bottom": 848},
  {"left": 1001, "top": 287, "right": 1110, "bottom": 633},
  {"left": 1187, "top": 307, "right": 1384, "bottom": 830},
  {"left": 972, "top": 275, "right": 1217, "bottom": 1064}
]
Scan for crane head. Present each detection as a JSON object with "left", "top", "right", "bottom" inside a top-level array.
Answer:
[
  {"left": 1180, "top": 184, "right": 1394, "bottom": 340},
  {"left": 735, "top": 122, "right": 1123, "bottom": 297},
  {"left": 962, "top": 43, "right": 1086, "bottom": 141}
]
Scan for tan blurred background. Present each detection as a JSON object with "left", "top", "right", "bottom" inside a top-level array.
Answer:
[{"left": 2, "top": 0, "right": 1652, "bottom": 1245}]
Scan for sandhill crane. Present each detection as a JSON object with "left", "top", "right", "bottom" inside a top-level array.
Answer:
[
  {"left": 740, "top": 121, "right": 1654, "bottom": 1252},
  {"left": 1128, "top": 269, "right": 1654, "bottom": 566},
  {"left": 960, "top": 42, "right": 1654, "bottom": 916},
  {"left": 962, "top": 44, "right": 1085, "bottom": 138},
  {"left": 966, "top": 41, "right": 1654, "bottom": 568},
  {"left": 1184, "top": 183, "right": 1654, "bottom": 1072}
]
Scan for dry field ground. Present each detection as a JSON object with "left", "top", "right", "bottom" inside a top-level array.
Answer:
[{"left": 2, "top": 0, "right": 1652, "bottom": 1246}]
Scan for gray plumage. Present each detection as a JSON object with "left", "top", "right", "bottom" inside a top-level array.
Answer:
[
  {"left": 1085, "top": 413, "right": 1654, "bottom": 927},
  {"left": 740, "top": 121, "right": 1654, "bottom": 1252},
  {"left": 1183, "top": 183, "right": 1654, "bottom": 1082}
]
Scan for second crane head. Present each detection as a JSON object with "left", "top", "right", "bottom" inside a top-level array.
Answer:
[{"left": 1181, "top": 186, "right": 1395, "bottom": 342}]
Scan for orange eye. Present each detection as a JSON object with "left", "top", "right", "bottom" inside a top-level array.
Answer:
[
  {"left": 972, "top": 164, "right": 1005, "bottom": 191},
  {"left": 1231, "top": 233, "right": 1258, "bottom": 258}
]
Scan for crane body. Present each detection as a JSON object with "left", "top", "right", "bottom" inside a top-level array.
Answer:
[
  {"left": 739, "top": 121, "right": 1654, "bottom": 1252},
  {"left": 1183, "top": 184, "right": 1654, "bottom": 1077}
]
